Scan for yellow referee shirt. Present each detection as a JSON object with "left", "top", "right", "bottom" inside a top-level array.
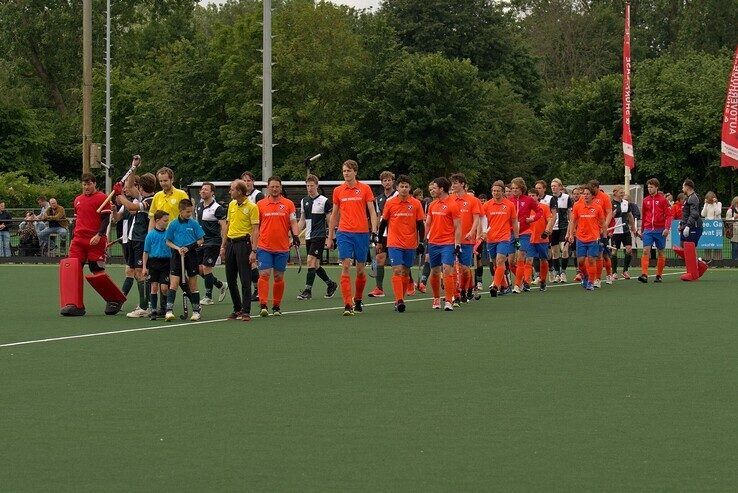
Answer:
[
  {"left": 149, "top": 187, "right": 190, "bottom": 224},
  {"left": 227, "top": 199, "right": 260, "bottom": 238}
]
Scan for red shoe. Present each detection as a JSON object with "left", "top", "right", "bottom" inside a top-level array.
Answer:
[
  {"left": 681, "top": 273, "right": 697, "bottom": 281},
  {"left": 368, "top": 287, "right": 385, "bottom": 298},
  {"left": 417, "top": 282, "right": 426, "bottom": 293},
  {"left": 406, "top": 283, "right": 416, "bottom": 296},
  {"left": 622, "top": 271, "right": 631, "bottom": 280},
  {"left": 697, "top": 260, "right": 708, "bottom": 278}
]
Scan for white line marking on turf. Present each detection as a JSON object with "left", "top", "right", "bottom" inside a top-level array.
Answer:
[{"left": 0, "top": 271, "right": 687, "bottom": 349}]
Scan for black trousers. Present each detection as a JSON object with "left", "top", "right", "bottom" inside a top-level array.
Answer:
[{"left": 225, "top": 237, "right": 252, "bottom": 314}]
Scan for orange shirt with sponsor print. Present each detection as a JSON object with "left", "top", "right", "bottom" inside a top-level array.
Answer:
[
  {"left": 332, "top": 181, "right": 375, "bottom": 233},
  {"left": 530, "top": 202, "right": 553, "bottom": 244},
  {"left": 590, "top": 190, "right": 612, "bottom": 218},
  {"left": 453, "top": 193, "right": 482, "bottom": 245},
  {"left": 483, "top": 198, "right": 517, "bottom": 243},
  {"left": 382, "top": 196, "right": 425, "bottom": 249},
  {"left": 572, "top": 200, "right": 604, "bottom": 243},
  {"left": 427, "top": 196, "right": 460, "bottom": 245},
  {"left": 257, "top": 196, "right": 296, "bottom": 252}
]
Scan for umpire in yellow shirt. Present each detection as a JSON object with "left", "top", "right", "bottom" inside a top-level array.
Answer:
[
  {"left": 220, "top": 179, "right": 260, "bottom": 322},
  {"left": 148, "top": 167, "right": 189, "bottom": 230}
]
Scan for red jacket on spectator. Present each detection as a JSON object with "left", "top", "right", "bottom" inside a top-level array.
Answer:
[{"left": 641, "top": 192, "right": 673, "bottom": 231}]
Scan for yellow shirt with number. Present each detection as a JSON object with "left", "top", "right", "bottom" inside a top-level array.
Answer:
[
  {"left": 149, "top": 187, "right": 190, "bottom": 225},
  {"left": 227, "top": 199, "right": 260, "bottom": 238}
]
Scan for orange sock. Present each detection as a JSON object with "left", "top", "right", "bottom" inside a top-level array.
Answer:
[
  {"left": 391, "top": 275, "right": 404, "bottom": 302},
  {"left": 494, "top": 265, "right": 505, "bottom": 288},
  {"left": 258, "top": 275, "right": 269, "bottom": 305},
  {"left": 355, "top": 273, "right": 366, "bottom": 301},
  {"left": 273, "top": 279, "right": 285, "bottom": 307},
  {"left": 540, "top": 260, "right": 549, "bottom": 282},
  {"left": 604, "top": 257, "right": 612, "bottom": 276},
  {"left": 430, "top": 272, "right": 441, "bottom": 298},
  {"left": 587, "top": 261, "right": 598, "bottom": 282},
  {"left": 443, "top": 274, "right": 455, "bottom": 302},
  {"left": 641, "top": 255, "right": 649, "bottom": 276},
  {"left": 514, "top": 260, "right": 525, "bottom": 286},
  {"left": 596, "top": 258, "right": 603, "bottom": 280},
  {"left": 340, "top": 274, "right": 352, "bottom": 305},
  {"left": 524, "top": 263, "right": 533, "bottom": 283},
  {"left": 657, "top": 254, "right": 666, "bottom": 276},
  {"left": 578, "top": 259, "right": 587, "bottom": 276},
  {"left": 401, "top": 275, "right": 409, "bottom": 294}
]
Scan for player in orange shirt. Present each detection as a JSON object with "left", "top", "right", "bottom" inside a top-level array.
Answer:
[
  {"left": 482, "top": 180, "right": 519, "bottom": 297},
  {"left": 527, "top": 192, "right": 555, "bottom": 291},
  {"left": 567, "top": 184, "right": 606, "bottom": 291},
  {"left": 326, "top": 160, "right": 378, "bottom": 316},
  {"left": 377, "top": 175, "right": 425, "bottom": 312},
  {"left": 450, "top": 173, "right": 482, "bottom": 303},
  {"left": 425, "top": 177, "right": 461, "bottom": 311},
  {"left": 256, "top": 176, "right": 300, "bottom": 316},
  {"left": 588, "top": 179, "right": 614, "bottom": 287}
]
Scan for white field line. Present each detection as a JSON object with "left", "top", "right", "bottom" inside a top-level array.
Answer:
[{"left": 0, "top": 271, "right": 687, "bottom": 349}]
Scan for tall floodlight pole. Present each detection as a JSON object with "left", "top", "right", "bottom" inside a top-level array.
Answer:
[
  {"left": 104, "top": 0, "right": 112, "bottom": 193},
  {"left": 82, "top": 0, "right": 93, "bottom": 174},
  {"left": 261, "top": 0, "right": 273, "bottom": 181}
]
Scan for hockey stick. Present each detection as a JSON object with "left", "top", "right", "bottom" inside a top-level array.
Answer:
[
  {"left": 293, "top": 244, "right": 303, "bottom": 274},
  {"left": 97, "top": 155, "right": 140, "bottom": 213},
  {"left": 179, "top": 252, "right": 190, "bottom": 320}
]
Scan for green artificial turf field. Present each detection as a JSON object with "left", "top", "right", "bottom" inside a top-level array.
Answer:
[{"left": 1, "top": 264, "right": 737, "bottom": 491}]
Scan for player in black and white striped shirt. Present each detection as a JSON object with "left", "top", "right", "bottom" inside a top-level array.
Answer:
[
  {"left": 549, "top": 178, "right": 574, "bottom": 283},
  {"left": 296, "top": 175, "right": 338, "bottom": 300}
]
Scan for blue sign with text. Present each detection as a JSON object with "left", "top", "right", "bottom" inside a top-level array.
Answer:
[{"left": 669, "top": 220, "right": 724, "bottom": 248}]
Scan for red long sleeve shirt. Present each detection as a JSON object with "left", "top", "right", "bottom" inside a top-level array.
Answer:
[
  {"left": 514, "top": 194, "right": 542, "bottom": 235},
  {"left": 641, "top": 192, "right": 673, "bottom": 230}
]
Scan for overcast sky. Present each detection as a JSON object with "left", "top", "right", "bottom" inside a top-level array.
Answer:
[{"left": 200, "top": 0, "right": 381, "bottom": 10}]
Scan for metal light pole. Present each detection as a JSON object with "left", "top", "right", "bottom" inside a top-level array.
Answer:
[
  {"left": 104, "top": 0, "right": 112, "bottom": 193},
  {"left": 261, "top": 0, "right": 273, "bottom": 181},
  {"left": 82, "top": 0, "right": 93, "bottom": 174}
]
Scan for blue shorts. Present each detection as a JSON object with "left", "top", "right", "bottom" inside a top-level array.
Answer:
[
  {"left": 428, "top": 243, "right": 455, "bottom": 268},
  {"left": 388, "top": 248, "right": 415, "bottom": 268},
  {"left": 518, "top": 234, "right": 532, "bottom": 256},
  {"left": 487, "top": 240, "right": 514, "bottom": 258},
  {"left": 576, "top": 240, "right": 599, "bottom": 258},
  {"left": 458, "top": 244, "right": 474, "bottom": 266},
  {"left": 643, "top": 229, "right": 667, "bottom": 250},
  {"left": 336, "top": 231, "right": 370, "bottom": 263},
  {"left": 257, "top": 249, "right": 289, "bottom": 272},
  {"left": 529, "top": 242, "right": 550, "bottom": 259}
]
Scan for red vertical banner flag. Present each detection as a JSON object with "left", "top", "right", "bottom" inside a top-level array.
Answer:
[
  {"left": 721, "top": 45, "right": 738, "bottom": 168},
  {"left": 622, "top": 1, "right": 635, "bottom": 169}
]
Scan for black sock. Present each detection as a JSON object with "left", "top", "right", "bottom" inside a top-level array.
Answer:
[
  {"left": 623, "top": 252, "right": 632, "bottom": 271},
  {"left": 552, "top": 258, "right": 560, "bottom": 274},
  {"left": 562, "top": 257, "right": 570, "bottom": 271},
  {"left": 137, "top": 280, "right": 148, "bottom": 309},
  {"left": 203, "top": 272, "right": 214, "bottom": 297},
  {"left": 160, "top": 293, "right": 167, "bottom": 311},
  {"left": 475, "top": 266, "right": 483, "bottom": 284},
  {"left": 612, "top": 253, "right": 619, "bottom": 273},
  {"left": 191, "top": 291, "right": 201, "bottom": 312},
  {"left": 150, "top": 293, "right": 158, "bottom": 311},
  {"left": 306, "top": 267, "right": 316, "bottom": 288},
  {"left": 166, "top": 290, "right": 176, "bottom": 310},
  {"left": 376, "top": 265, "right": 385, "bottom": 290},
  {"left": 533, "top": 258, "right": 540, "bottom": 277},
  {"left": 421, "top": 262, "right": 430, "bottom": 283},
  {"left": 316, "top": 266, "right": 332, "bottom": 285},
  {"left": 122, "top": 276, "right": 134, "bottom": 296}
]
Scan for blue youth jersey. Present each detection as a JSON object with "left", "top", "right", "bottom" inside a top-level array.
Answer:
[
  {"left": 165, "top": 217, "right": 205, "bottom": 247},
  {"left": 144, "top": 228, "right": 172, "bottom": 258}
]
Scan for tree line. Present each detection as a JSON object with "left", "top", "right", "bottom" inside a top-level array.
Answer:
[{"left": 0, "top": 0, "right": 736, "bottom": 207}]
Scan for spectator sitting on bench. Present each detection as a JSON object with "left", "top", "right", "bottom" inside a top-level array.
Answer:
[
  {"left": 36, "top": 198, "right": 69, "bottom": 254},
  {"left": 0, "top": 201, "right": 11, "bottom": 257},
  {"left": 18, "top": 212, "right": 40, "bottom": 256}
]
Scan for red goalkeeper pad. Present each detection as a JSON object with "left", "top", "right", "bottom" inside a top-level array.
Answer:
[
  {"left": 85, "top": 272, "right": 127, "bottom": 303},
  {"left": 59, "top": 258, "right": 84, "bottom": 309}
]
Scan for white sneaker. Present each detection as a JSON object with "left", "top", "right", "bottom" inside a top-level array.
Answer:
[
  {"left": 444, "top": 301, "right": 454, "bottom": 311},
  {"left": 531, "top": 276, "right": 539, "bottom": 285},
  {"left": 554, "top": 274, "right": 561, "bottom": 283},
  {"left": 605, "top": 275, "right": 613, "bottom": 285},
  {"left": 476, "top": 282, "right": 483, "bottom": 291},
  {"left": 218, "top": 282, "right": 228, "bottom": 302},
  {"left": 126, "top": 307, "right": 148, "bottom": 318},
  {"left": 432, "top": 298, "right": 441, "bottom": 310},
  {"left": 560, "top": 272, "right": 568, "bottom": 283},
  {"left": 512, "top": 285, "right": 522, "bottom": 294},
  {"left": 593, "top": 279, "right": 601, "bottom": 289},
  {"left": 200, "top": 297, "right": 214, "bottom": 305},
  {"left": 190, "top": 311, "right": 202, "bottom": 321},
  {"left": 165, "top": 310, "right": 175, "bottom": 321}
]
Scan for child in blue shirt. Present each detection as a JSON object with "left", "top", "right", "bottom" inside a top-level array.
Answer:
[
  {"left": 143, "top": 210, "right": 171, "bottom": 321},
  {"left": 164, "top": 199, "right": 205, "bottom": 321}
]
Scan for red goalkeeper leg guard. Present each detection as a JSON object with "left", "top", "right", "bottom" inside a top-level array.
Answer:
[
  {"left": 85, "top": 271, "right": 126, "bottom": 315},
  {"left": 680, "top": 242, "right": 699, "bottom": 281},
  {"left": 60, "top": 258, "right": 85, "bottom": 316}
]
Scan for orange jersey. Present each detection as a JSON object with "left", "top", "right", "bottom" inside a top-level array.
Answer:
[
  {"left": 332, "top": 181, "right": 375, "bottom": 233},
  {"left": 257, "top": 196, "right": 296, "bottom": 251},
  {"left": 483, "top": 199, "right": 517, "bottom": 243},
  {"left": 453, "top": 193, "right": 482, "bottom": 244},
  {"left": 530, "top": 203, "right": 553, "bottom": 244},
  {"left": 581, "top": 190, "right": 612, "bottom": 218},
  {"left": 382, "top": 196, "right": 425, "bottom": 249},
  {"left": 572, "top": 200, "right": 604, "bottom": 243},
  {"left": 427, "top": 196, "right": 460, "bottom": 245}
]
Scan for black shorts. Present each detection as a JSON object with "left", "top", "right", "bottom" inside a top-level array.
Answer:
[
  {"left": 170, "top": 246, "right": 200, "bottom": 278},
  {"left": 198, "top": 245, "right": 221, "bottom": 267},
  {"left": 147, "top": 257, "right": 171, "bottom": 286},
  {"left": 126, "top": 240, "right": 144, "bottom": 269},
  {"left": 550, "top": 229, "right": 565, "bottom": 245},
  {"left": 122, "top": 242, "right": 132, "bottom": 265},
  {"left": 611, "top": 232, "right": 632, "bottom": 249},
  {"left": 306, "top": 237, "right": 325, "bottom": 259}
]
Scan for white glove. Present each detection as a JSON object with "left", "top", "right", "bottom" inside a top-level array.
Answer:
[{"left": 683, "top": 226, "right": 690, "bottom": 237}]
